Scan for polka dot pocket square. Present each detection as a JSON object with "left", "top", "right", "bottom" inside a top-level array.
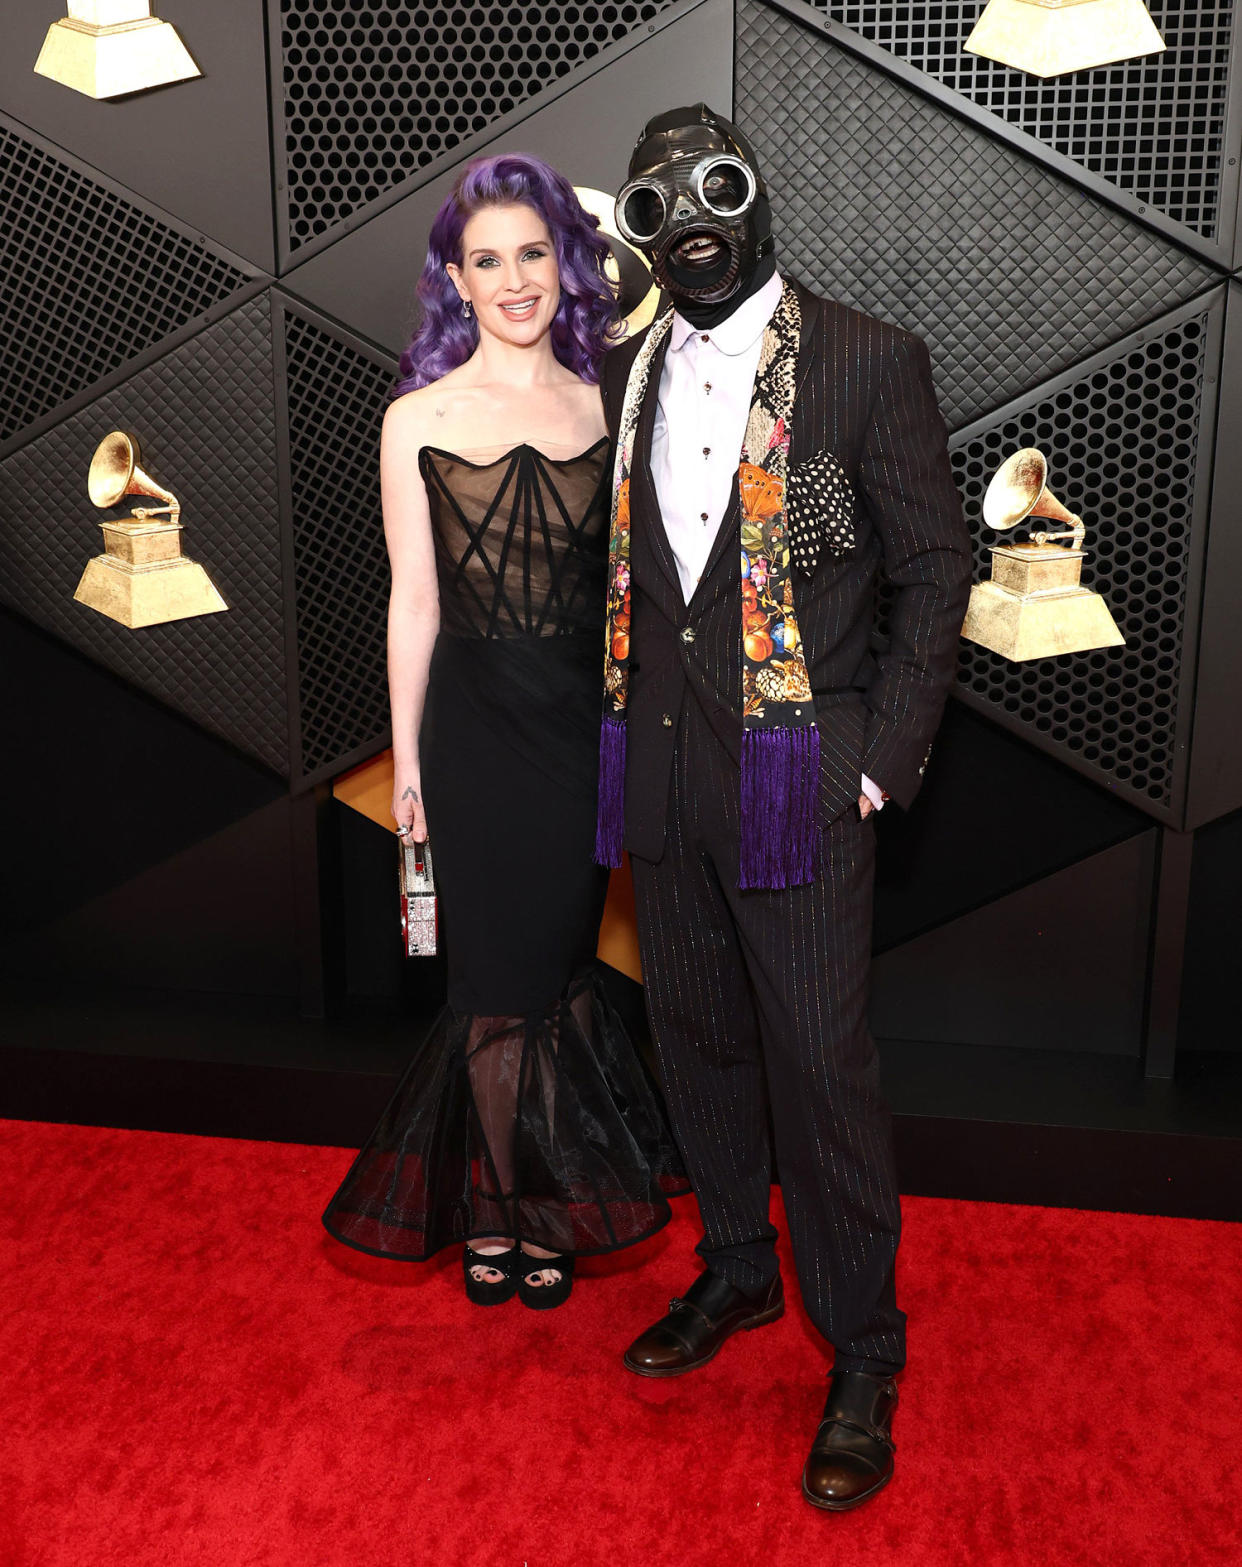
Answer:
[{"left": 786, "top": 450, "right": 856, "bottom": 576}]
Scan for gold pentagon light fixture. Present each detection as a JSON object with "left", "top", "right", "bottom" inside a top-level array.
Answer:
[
  {"left": 34, "top": 3, "right": 200, "bottom": 100},
  {"left": 965, "top": 0, "right": 1165, "bottom": 79}
]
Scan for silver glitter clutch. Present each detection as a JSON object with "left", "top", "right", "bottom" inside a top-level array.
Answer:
[{"left": 399, "top": 836, "right": 438, "bottom": 957}]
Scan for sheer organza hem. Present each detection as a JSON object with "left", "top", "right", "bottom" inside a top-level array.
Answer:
[
  {"left": 320, "top": 1210, "right": 687, "bottom": 1265},
  {"left": 322, "top": 970, "right": 689, "bottom": 1263}
]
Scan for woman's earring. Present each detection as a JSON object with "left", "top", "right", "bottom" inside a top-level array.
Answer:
[{"left": 461, "top": 298, "right": 473, "bottom": 320}]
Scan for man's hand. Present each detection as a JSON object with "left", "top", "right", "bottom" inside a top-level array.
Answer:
[{"left": 859, "top": 774, "right": 887, "bottom": 821}]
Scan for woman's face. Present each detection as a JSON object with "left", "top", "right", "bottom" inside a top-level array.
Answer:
[{"left": 448, "top": 204, "right": 561, "bottom": 350}]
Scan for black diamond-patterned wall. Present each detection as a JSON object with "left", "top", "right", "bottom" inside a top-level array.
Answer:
[
  {"left": 283, "top": 305, "right": 395, "bottom": 781},
  {"left": 0, "top": 121, "right": 254, "bottom": 445},
  {"left": 279, "top": 1, "right": 678, "bottom": 251},
  {"left": 735, "top": 0, "right": 1219, "bottom": 430},
  {"left": 0, "top": 296, "right": 289, "bottom": 774},
  {"left": 950, "top": 301, "right": 1214, "bottom": 815},
  {"left": 812, "top": 2, "right": 1236, "bottom": 241}
]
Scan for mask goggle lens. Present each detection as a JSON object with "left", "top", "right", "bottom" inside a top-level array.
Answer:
[
  {"left": 615, "top": 182, "right": 667, "bottom": 246},
  {"left": 692, "top": 155, "right": 756, "bottom": 220}
]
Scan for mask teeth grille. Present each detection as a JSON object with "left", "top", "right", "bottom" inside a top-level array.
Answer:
[{"left": 652, "top": 233, "right": 743, "bottom": 304}]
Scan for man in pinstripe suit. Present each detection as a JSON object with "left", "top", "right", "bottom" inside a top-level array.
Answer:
[{"left": 600, "top": 106, "right": 971, "bottom": 1511}]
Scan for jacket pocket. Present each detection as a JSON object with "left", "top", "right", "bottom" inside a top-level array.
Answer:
[
  {"left": 813, "top": 691, "right": 866, "bottom": 822},
  {"left": 786, "top": 450, "right": 856, "bottom": 577}
]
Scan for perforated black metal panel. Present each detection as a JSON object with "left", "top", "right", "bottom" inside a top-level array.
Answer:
[
  {"left": 812, "top": 2, "right": 1236, "bottom": 241},
  {"left": 0, "top": 296, "right": 290, "bottom": 774},
  {"left": 279, "top": 1, "right": 678, "bottom": 250},
  {"left": 282, "top": 304, "right": 395, "bottom": 782},
  {"left": 950, "top": 301, "right": 1216, "bottom": 815},
  {"left": 0, "top": 121, "right": 253, "bottom": 445},
  {"left": 735, "top": 0, "right": 1219, "bottom": 430}
]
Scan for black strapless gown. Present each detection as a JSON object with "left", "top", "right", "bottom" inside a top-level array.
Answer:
[{"left": 322, "top": 440, "right": 687, "bottom": 1260}]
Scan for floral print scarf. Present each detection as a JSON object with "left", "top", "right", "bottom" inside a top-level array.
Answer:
[{"left": 596, "top": 280, "right": 821, "bottom": 890}]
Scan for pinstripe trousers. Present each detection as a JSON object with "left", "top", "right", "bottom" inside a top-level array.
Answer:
[{"left": 630, "top": 694, "right": 906, "bottom": 1376}]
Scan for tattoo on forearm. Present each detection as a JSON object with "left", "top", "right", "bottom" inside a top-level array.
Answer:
[{"left": 401, "top": 786, "right": 420, "bottom": 803}]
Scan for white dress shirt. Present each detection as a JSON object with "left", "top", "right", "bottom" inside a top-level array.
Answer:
[
  {"left": 649, "top": 271, "right": 884, "bottom": 810},
  {"left": 651, "top": 270, "right": 783, "bottom": 602}
]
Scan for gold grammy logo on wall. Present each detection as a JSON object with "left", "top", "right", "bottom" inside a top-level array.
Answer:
[
  {"left": 965, "top": 0, "right": 1165, "bottom": 79},
  {"left": 573, "top": 187, "right": 659, "bottom": 342},
  {"left": 74, "top": 431, "right": 227, "bottom": 629},
  {"left": 961, "top": 447, "right": 1125, "bottom": 661},
  {"left": 34, "top": 3, "right": 200, "bottom": 100}
]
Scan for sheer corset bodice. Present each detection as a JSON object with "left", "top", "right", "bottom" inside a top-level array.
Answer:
[{"left": 419, "top": 440, "right": 611, "bottom": 638}]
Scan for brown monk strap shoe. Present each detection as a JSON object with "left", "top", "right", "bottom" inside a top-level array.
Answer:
[
  {"left": 622, "top": 1270, "right": 784, "bottom": 1378},
  {"left": 802, "top": 1368, "right": 898, "bottom": 1511}
]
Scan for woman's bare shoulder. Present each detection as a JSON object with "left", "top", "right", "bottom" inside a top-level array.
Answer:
[
  {"left": 383, "top": 383, "right": 446, "bottom": 449},
  {"left": 389, "top": 368, "right": 484, "bottom": 423}
]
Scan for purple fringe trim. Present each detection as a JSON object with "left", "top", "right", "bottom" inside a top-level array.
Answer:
[
  {"left": 739, "top": 723, "right": 821, "bottom": 890},
  {"left": 594, "top": 715, "right": 627, "bottom": 868}
]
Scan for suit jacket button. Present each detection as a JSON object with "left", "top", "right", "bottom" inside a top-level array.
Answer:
[
  {"left": 680, "top": 626, "right": 696, "bottom": 645},
  {"left": 661, "top": 713, "right": 673, "bottom": 728}
]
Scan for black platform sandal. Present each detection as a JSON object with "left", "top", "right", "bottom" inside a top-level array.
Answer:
[
  {"left": 463, "top": 1243, "right": 518, "bottom": 1307},
  {"left": 517, "top": 1250, "right": 575, "bottom": 1311}
]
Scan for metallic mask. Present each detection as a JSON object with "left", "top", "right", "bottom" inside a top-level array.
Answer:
[{"left": 615, "top": 103, "right": 773, "bottom": 309}]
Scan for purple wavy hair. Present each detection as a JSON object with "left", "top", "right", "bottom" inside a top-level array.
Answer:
[{"left": 393, "top": 153, "right": 619, "bottom": 395}]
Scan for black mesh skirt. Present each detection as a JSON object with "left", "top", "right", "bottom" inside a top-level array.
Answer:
[{"left": 322, "top": 970, "right": 689, "bottom": 1260}]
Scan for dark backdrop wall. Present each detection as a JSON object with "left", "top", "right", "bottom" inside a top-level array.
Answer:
[{"left": 2, "top": 3, "right": 1241, "bottom": 1147}]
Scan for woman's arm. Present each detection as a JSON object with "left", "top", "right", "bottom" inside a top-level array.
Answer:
[{"left": 381, "top": 395, "right": 439, "bottom": 842}]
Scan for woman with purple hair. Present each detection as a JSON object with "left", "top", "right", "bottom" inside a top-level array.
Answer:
[{"left": 323, "top": 154, "right": 686, "bottom": 1310}]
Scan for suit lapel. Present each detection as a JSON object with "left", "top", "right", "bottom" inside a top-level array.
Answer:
[{"left": 789, "top": 278, "right": 821, "bottom": 464}]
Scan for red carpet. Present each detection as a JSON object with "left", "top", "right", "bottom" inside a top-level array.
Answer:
[{"left": 1, "top": 1118, "right": 1239, "bottom": 1567}]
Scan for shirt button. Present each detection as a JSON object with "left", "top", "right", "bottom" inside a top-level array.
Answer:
[
  {"left": 704, "top": 382, "right": 712, "bottom": 394},
  {"left": 700, "top": 333, "right": 709, "bottom": 342},
  {"left": 700, "top": 511, "right": 709, "bottom": 522},
  {"left": 703, "top": 447, "right": 711, "bottom": 456},
  {"left": 680, "top": 626, "right": 696, "bottom": 645},
  {"left": 661, "top": 713, "right": 673, "bottom": 728}
]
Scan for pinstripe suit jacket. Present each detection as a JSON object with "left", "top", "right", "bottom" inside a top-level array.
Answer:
[{"left": 601, "top": 276, "right": 972, "bottom": 865}]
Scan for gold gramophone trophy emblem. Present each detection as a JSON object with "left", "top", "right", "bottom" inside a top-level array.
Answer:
[
  {"left": 573, "top": 187, "right": 659, "bottom": 341},
  {"left": 965, "top": 0, "right": 1165, "bottom": 79},
  {"left": 73, "top": 431, "right": 227, "bottom": 629},
  {"left": 34, "top": 4, "right": 201, "bottom": 101},
  {"left": 961, "top": 447, "right": 1125, "bottom": 661}
]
